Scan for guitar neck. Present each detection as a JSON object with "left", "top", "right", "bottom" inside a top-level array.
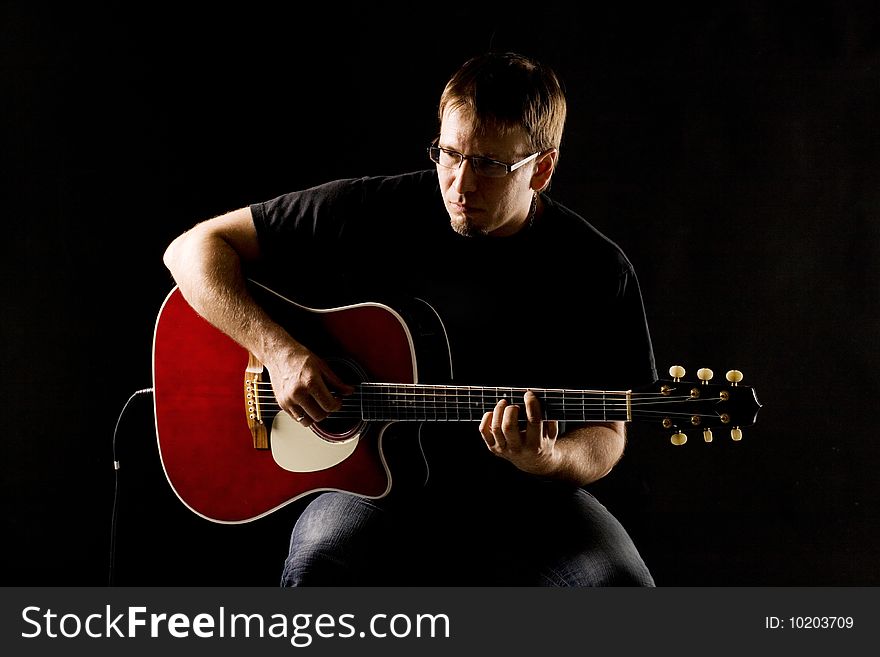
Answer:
[
  {"left": 259, "top": 378, "right": 756, "bottom": 429},
  {"left": 352, "top": 383, "right": 632, "bottom": 423}
]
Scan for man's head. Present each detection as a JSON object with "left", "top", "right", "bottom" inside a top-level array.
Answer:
[
  {"left": 439, "top": 51, "right": 567, "bottom": 155},
  {"left": 433, "top": 52, "right": 566, "bottom": 237}
]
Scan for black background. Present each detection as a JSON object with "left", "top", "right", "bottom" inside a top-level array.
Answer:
[{"left": 2, "top": 1, "right": 878, "bottom": 586}]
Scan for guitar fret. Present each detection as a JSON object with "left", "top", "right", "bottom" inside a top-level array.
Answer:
[
  {"left": 406, "top": 384, "right": 414, "bottom": 421},
  {"left": 364, "top": 385, "right": 373, "bottom": 421},
  {"left": 358, "top": 385, "right": 636, "bottom": 423}
]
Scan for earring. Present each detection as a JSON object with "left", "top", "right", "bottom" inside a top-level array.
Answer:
[{"left": 526, "top": 190, "right": 538, "bottom": 227}]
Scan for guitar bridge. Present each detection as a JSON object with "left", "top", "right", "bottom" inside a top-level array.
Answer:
[{"left": 245, "top": 353, "right": 270, "bottom": 450}]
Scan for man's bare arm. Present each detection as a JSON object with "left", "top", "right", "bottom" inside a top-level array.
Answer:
[
  {"left": 480, "top": 392, "right": 625, "bottom": 486},
  {"left": 164, "top": 207, "right": 279, "bottom": 359},
  {"left": 163, "top": 208, "right": 351, "bottom": 424}
]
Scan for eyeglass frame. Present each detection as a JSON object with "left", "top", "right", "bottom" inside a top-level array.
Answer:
[{"left": 427, "top": 140, "right": 542, "bottom": 177}]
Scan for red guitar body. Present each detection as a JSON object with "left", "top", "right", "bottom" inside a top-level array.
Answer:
[{"left": 152, "top": 283, "right": 449, "bottom": 523}]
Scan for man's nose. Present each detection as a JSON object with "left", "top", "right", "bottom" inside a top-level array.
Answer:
[{"left": 451, "top": 158, "right": 478, "bottom": 194}]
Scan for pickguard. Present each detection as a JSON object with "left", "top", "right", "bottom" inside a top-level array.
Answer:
[{"left": 269, "top": 413, "right": 361, "bottom": 473}]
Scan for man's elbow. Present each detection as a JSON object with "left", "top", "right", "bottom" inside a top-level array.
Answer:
[
  {"left": 163, "top": 229, "right": 194, "bottom": 278},
  {"left": 162, "top": 237, "right": 177, "bottom": 272}
]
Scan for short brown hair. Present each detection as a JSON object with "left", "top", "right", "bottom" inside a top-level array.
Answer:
[{"left": 438, "top": 52, "right": 567, "bottom": 153}]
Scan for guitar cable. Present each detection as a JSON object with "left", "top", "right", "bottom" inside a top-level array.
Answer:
[{"left": 108, "top": 386, "right": 154, "bottom": 587}]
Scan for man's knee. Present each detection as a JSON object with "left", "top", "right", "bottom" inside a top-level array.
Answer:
[{"left": 280, "top": 493, "right": 388, "bottom": 586}]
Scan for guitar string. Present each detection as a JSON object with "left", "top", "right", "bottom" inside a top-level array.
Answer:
[
  {"left": 247, "top": 395, "right": 712, "bottom": 411},
  {"left": 241, "top": 410, "right": 718, "bottom": 421},
  {"left": 248, "top": 383, "right": 713, "bottom": 406},
  {"left": 241, "top": 382, "right": 722, "bottom": 421},
  {"left": 249, "top": 381, "right": 710, "bottom": 399},
  {"left": 241, "top": 404, "right": 717, "bottom": 420},
  {"left": 248, "top": 395, "right": 706, "bottom": 409},
  {"left": 247, "top": 384, "right": 717, "bottom": 406}
]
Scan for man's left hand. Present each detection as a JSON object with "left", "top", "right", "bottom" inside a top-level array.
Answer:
[{"left": 479, "top": 391, "right": 560, "bottom": 476}]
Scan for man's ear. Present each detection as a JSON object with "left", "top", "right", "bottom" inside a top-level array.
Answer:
[{"left": 531, "top": 148, "right": 559, "bottom": 192}]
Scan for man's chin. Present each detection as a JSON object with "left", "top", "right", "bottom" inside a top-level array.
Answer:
[{"left": 450, "top": 216, "right": 489, "bottom": 238}]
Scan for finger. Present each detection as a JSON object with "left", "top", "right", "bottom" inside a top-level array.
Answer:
[
  {"left": 311, "top": 379, "right": 342, "bottom": 414},
  {"left": 501, "top": 404, "right": 522, "bottom": 449},
  {"left": 296, "top": 365, "right": 344, "bottom": 417},
  {"left": 479, "top": 411, "right": 496, "bottom": 447},
  {"left": 297, "top": 395, "right": 329, "bottom": 423},
  {"left": 522, "top": 391, "right": 547, "bottom": 448},
  {"left": 522, "top": 391, "right": 559, "bottom": 440},
  {"left": 321, "top": 361, "right": 356, "bottom": 396},
  {"left": 284, "top": 404, "right": 315, "bottom": 428},
  {"left": 492, "top": 399, "right": 509, "bottom": 449},
  {"left": 523, "top": 390, "right": 544, "bottom": 425}
]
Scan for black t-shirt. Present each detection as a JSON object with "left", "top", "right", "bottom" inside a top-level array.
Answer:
[{"left": 249, "top": 169, "right": 656, "bottom": 493}]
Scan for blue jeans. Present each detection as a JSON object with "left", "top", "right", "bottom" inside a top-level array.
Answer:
[{"left": 280, "top": 483, "right": 654, "bottom": 586}]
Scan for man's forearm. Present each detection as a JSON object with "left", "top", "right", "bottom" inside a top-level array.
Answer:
[
  {"left": 163, "top": 224, "right": 294, "bottom": 366},
  {"left": 551, "top": 422, "right": 626, "bottom": 486}
]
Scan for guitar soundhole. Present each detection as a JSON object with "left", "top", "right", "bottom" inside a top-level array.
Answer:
[{"left": 312, "top": 358, "right": 367, "bottom": 443}]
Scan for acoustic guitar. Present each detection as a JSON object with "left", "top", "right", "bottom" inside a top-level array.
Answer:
[{"left": 152, "top": 280, "right": 762, "bottom": 523}]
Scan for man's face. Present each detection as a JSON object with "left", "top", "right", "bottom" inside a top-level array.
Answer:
[{"left": 436, "top": 107, "right": 537, "bottom": 237}]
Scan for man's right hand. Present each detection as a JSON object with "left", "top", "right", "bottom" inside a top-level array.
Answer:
[{"left": 266, "top": 342, "right": 355, "bottom": 427}]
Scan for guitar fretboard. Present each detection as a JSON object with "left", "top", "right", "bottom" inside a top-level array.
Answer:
[{"left": 352, "top": 383, "right": 632, "bottom": 422}]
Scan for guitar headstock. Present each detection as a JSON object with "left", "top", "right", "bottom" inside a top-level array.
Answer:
[{"left": 636, "top": 365, "right": 762, "bottom": 445}]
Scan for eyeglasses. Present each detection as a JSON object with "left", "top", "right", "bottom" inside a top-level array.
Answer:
[{"left": 427, "top": 142, "right": 540, "bottom": 178}]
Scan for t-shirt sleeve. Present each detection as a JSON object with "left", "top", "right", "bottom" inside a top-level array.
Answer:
[
  {"left": 540, "top": 209, "right": 657, "bottom": 392},
  {"left": 614, "top": 262, "right": 658, "bottom": 389},
  {"left": 249, "top": 177, "right": 367, "bottom": 265}
]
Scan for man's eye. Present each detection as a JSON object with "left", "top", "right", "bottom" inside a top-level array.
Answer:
[
  {"left": 438, "top": 149, "right": 461, "bottom": 166},
  {"left": 475, "top": 159, "right": 507, "bottom": 175}
]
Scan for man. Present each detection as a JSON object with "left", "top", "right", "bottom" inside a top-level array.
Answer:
[{"left": 163, "top": 51, "right": 657, "bottom": 585}]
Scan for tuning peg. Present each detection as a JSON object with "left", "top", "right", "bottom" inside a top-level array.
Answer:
[
  {"left": 697, "top": 368, "right": 714, "bottom": 385},
  {"left": 703, "top": 428, "right": 713, "bottom": 443},
  {"left": 726, "top": 370, "right": 744, "bottom": 386},
  {"left": 669, "top": 365, "right": 686, "bottom": 382},
  {"left": 730, "top": 427, "right": 743, "bottom": 441},
  {"left": 670, "top": 431, "right": 687, "bottom": 446}
]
